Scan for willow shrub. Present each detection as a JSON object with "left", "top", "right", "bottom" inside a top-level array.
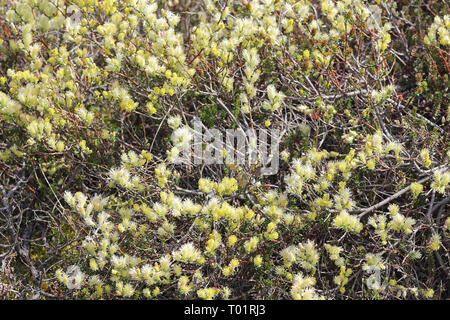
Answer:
[{"left": 0, "top": 0, "right": 449, "bottom": 299}]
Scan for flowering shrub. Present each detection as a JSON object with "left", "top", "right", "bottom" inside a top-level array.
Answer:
[{"left": 0, "top": 0, "right": 449, "bottom": 300}]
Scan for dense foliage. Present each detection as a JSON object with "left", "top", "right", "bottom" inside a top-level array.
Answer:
[{"left": 0, "top": 0, "right": 449, "bottom": 299}]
